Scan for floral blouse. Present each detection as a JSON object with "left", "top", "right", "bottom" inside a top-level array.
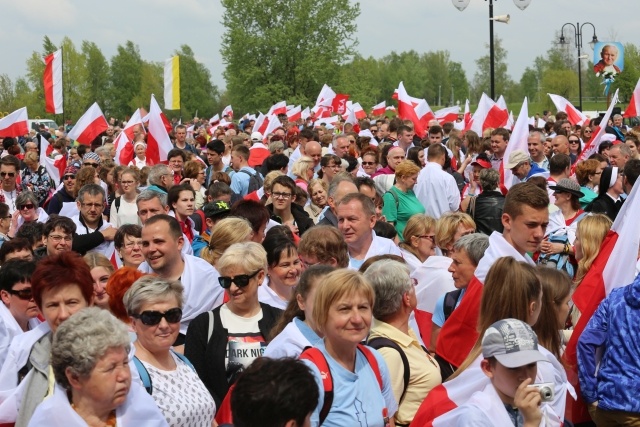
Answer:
[{"left": 21, "top": 165, "right": 52, "bottom": 206}]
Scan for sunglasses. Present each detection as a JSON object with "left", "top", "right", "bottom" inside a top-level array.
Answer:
[
  {"left": 84, "top": 163, "right": 99, "bottom": 168},
  {"left": 7, "top": 288, "right": 33, "bottom": 300},
  {"left": 569, "top": 140, "right": 580, "bottom": 144},
  {"left": 218, "top": 269, "right": 262, "bottom": 289},
  {"left": 63, "top": 174, "right": 76, "bottom": 180},
  {"left": 132, "top": 307, "right": 182, "bottom": 326},
  {"left": 18, "top": 204, "right": 35, "bottom": 211},
  {"left": 0, "top": 172, "right": 15, "bottom": 178},
  {"left": 361, "top": 161, "right": 376, "bottom": 166}
]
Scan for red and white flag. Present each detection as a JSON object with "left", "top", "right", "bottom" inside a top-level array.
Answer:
[
  {"left": 286, "top": 105, "right": 302, "bottom": 122},
  {"left": 301, "top": 107, "right": 311, "bottom": 120},
  {"left": 268, "top": 101, "right": 287, "bottom": 116},
  {"left": 548, "top": 93, "right": 589, "bottom": 126},
  {"left": 463, "top": 99, "right": 471, "bottom": 127},
  {"left": 572, "top": 90, "right": 619, "bottom": 174},
  {"left": 468, "top": 93, "right": 509, "bottom": 134},
  {"left": 43, "top": 49, "right": 63, "bottom": 114},
  {"left": 222, "top": 105, "right": 233, "bottom": 119},
  {"left": 209, "top": 113, "right": 220, "bottom": 126},
  {"left": 314, "top": 84, "right": 336, "bottom": 109},
  {"left": 66, "top": 102, "right": 108, "bottom": 144},
  {"left": 434, "top": 106, "right": 460, "bottom": 125},
  {"left": 113, "top": 131, "right": 134, "bottom": 166},
  {"left": 0, "top": 107, "right": 28, "bottom": 138},
  {"left": 502, "top": 98, "right": 529, "bottom": 190},
  {"left": 39, "top": 135, "right": 66, "bottom": 186},
  {"left": 253, "top": 113, "right": 268, "bottom": 134},
  {"left": 623, "top": 78, "right": 640, "bottom": 118},
  {"left": 123, "top": 108, "right": 144, "bottom": 142},
  {"left": 332, "top": 94, "right": 350, "bottom": 115},
  {"left": 262, "top": 114, "right": 282, "bottom": 141},
  {"left": 343, "top": 102, "right": 366, "bottom": 120},
  {"left": 371, "top": 101, "right": 386, "bottom": 116},
  {"left": 146, "top": 95, "right": 174, "bottom": 165},
  {"left": 385, "top": 105, "right": 396, "bottom": 112},
  {"left": 396, "top": 82, "right": 434, "bottom": 138}
]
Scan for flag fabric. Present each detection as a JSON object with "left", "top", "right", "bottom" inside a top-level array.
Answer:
[
  {"left": 209, "top": 114, "right": 220, "bottom": 126},
  {"left": 371, "top": 101, "right": 386, "bottom": 116},
  {"left": 468, "top": 93, "right": 509, "bottom": 134},
  {"left": 463, "top": 99, "right": 471, "bottom": 128},
  {"left": 253, "top": 113, "right": 268, "bottom": 134},
  {"left": 146, "top": 95, "right": 174, "bottom": 165},
  {"left": 39, "top": 136, "right": 66, "bottom": 187},
  {"left": 386, "top": 105, "right": 396, "bottom": 112},
  {"left": 315, "top": 84, "right": 336, "bottom": 108},
  {"left": 123, "top": 109, "right": 144, "bottom": 141},
  {"left": 0, "top": 107, "right": 28, "bottom": 137},
  {"left": 163, "top": 56, "right": 180, "bottom": 110},
  {"left": 268, "top": 101, "right": 287, "bottom": 116},
  {"left": 261, "top": 114, "right": 282, "bottom": 141},
  {"left": 43, "top": 49, "right": 63, "bottom": 114},
  {"left": 66, "top": 102, "right": 108, "bottom": 144},
  {"left": 301, "top": 107, "right": 311, "bottom": 120},
  {"left": 113, "top": 131, "right": 134, "bottom": 166},
  {"left": 529, "top": 116, "right": 547, "bottom": 129},
  {"left": 548, "top": 93, "right": 589, "bottom": 126},
  {"left": 396, "top": 82, "right": 435, "bottom": 138},
  {"left": 502, "top": 98, "right": 529, "bottom": 190},
  {"left": 332, "top": 94, "right": 350, "bottom": 115},
  {"left": 222, "top": 105, "right": 233, "bottom": 119},
  {"left": 623, "top": 78, "right": 640, "bottom": 118},
  {"left": 434, "top": 106, "right": 460, "bottom": 125},
  {"left": 571, "top": 90, "right": 619, "bottom": 174},
  {"left": 286, "top": 105, "right": 302, "bottom": 122}
]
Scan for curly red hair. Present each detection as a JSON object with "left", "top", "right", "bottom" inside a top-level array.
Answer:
[{"left": 106, "top": 267, "right": 148, "bottom": 323}]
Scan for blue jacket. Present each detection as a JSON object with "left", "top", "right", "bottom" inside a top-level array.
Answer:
[{"left": 577, "top": 273, "right": 640, "bottom": 412}]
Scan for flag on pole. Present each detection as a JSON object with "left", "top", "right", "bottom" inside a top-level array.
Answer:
[
  {"left": 0, "top": 107, "right": 28, "bottom": 137},
  {"left": 371, "top": 101, "right": 386, "bottom": 116},
  {"left": 623, "top": 78, "right": 640, "bottom": 118},
  {"left": 222, "top": 105, "right": 233, "bottom": 119},
  {"left": 268, "top": 101, "right": 287, "bottom": 116},
  {"left": 39, "top": 136, "right": 66, "bottom": 187},
  {"left": 43, "top": 49, "right": 63, "bottom": 114},
  {"left": 314, "top": 84, "right": 336, "bottom": 109},
  {"left": 261, "top": 114, "right": 282, "bottom": 141},
  {"left": 301, "top": 107, "right": 311, "bottom": 120},
  {"left": 122, "top": 109, "right": 145, "bottom": 142},
  {"left": 66, "top": 102, "right": 108, "bottom": 144},
  {"left": 468, "top": 93, "right": 509, "bottom": 134},
  {"left": 164, "top": 56, "right": 180, "bottom": 110},
  {"left": 434, "top": 106, "right": 460, "bottom": 125},
  {"left": 113, "top": 131, "right": 134, "bottom": 166},
  {"left": 286, "top": 106, "right": 302, "bottom": 122},
  {"left": 548, "top": 93, "right": 589, "bottom": 126},
  {"left": 502, "top": 98, "right": 529, "bottom": 190},
  {"left": 332, "top": 94, "right": 350, "bottom": 115},
  {"left": 147, "top": 95, "right": 174, "bottom": 165}
]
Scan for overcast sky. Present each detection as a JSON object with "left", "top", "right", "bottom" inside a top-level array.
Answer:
[{"left": 1, "top": 0, "right": 632, "bottom": 101}]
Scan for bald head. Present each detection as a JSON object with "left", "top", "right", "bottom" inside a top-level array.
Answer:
[
  {"left": 387, "top": 147, "right": 405, "bottom": 170},
  {"left": 552, "top": 135, "right": 570, "bottom": 156},
  {"left": 306, "top": 141, "right": 322, "bottom": 167}
]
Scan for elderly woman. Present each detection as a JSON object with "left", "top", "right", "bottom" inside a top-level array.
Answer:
[
  {"left": 0, "top": 252, "right": 94, "bottom": 425},
  {"left": 124, "top": 276, "right": 216, "bottom": 426},
  {"left": 397, "top": 214, "right": 437, "bottom": 273},
  {"left": 364, "top": 259, "right": 441, "bottom": 426},
  {"left": 11, "top": 192, "right": 49, "bottom": 237},
  {"left": 464, "top": 168, "right": 505, "bottom": 235},
  {"left": 184, "top": 242, "right": 282, "bottom": 407},
  {"left": 292, "top": 155, "right": 314, "bottom": 192},
  {"left": 114, "top": 224, "right": 144, "bottom": 268},
  {"left": 298, "top": 225, "right": 350, "bottom": 269},
  {"left": 111, "top": 167, "right": 141, "bottom": 227},
  {"left": 360, "top": 150, "right": 380, "bottom": 177},
  {"left": 305, "top": 178, "right": 328, "bottom": 223},
  {"left": 382, "top": 160, "right": 425, "bottom": 239},
  {"left": 301, "top": 268, "right": 398, "bottom": 426},
  {"left": 259, "top": 234, "right": 302, "bottom": 309},
  {"left": 28, "top": 307, "right": 168, "bottom": 426},
  {"left": 84, "top": 252, "right": 115, "bottom": 310},
  {"left": 575, "top": 159, "right": 602, "bottom": 208},
  {"left": 128, "top": 141, "right": 151, "bottom": 168},
  {"left": 434, "top": 212, "right": 476, "bottom": 257},
  {"left": 21, "top": 152, "right": 52, "bottom": 207}
]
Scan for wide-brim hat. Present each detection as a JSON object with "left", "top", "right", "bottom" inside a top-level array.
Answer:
[{"left": 549, "top": 178, "right": 584, "bottom": 198}]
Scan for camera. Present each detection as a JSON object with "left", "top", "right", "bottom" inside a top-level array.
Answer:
[{"left": 532, "top": 383, "right": 554, "bottom": 402}]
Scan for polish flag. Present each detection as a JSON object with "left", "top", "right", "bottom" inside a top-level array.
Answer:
[
  {"left": 397, "top": 82, "right": 434, "bottom": 138},
  {"left": 313, "top": 115, "right": 339, "bottom": 127},
  {"left": 392, "top": 89, "right": 398, "bottom": 100},
  {"left": 502, "top": 98, "right": 529, "bottom": 190},
  {"left": 332, "top": 94, "right": 350, "bottom": 115},
  {"left": 0, "top": 107, "right": 28, "bottom": 137},
  {"left": 113, "top": 131, "right": 134, "bottom": 166},
  {"left": 314, "top": 84, "right": 336, "bottom": 109},
  {"left": 43, "top": 49, "right": 63, "bottom": 114},
  {"left": 434, "top": 106, "right": 460, "bottom": 125},
  {"left": 385, "top": 106, "right": 396, "bottom": 112},
  {"left": 468, "top": 93, "right": 509, "bottom": 134},
  {"left": 39, "top": 135, "right": 66, "bottom": 186},
  {"left": 496, "top": 95, "right": 508, "bottom": 124},
  {"left": 222, "top": 105, "right": 233, "bottom": 119},
  {"left": 548, "top": 93, "right": 589, "bottom": 126},
  {"left": 415, "top": 99, "right": 436, "bottom": 138},
  {"left": 66, "top": 102, "right": 108, "bottom": 144},
  {"left": 529, "top": 116, "right": 547, "bottom": 128},
  {"left": 262, "top": 114, "right": 282, "bottom": 140},
  {"left": 268, "top": 101, "right": 287, "bottom": 116},
  {"left": 371, "top": 101, "right": 386, "bottom": 116},
  {"left": 122, "top": 108, "right": 145, "bottom": 142},
  {"left": 146, "top": 94, "right": 174, "bottom": 164},
  {"left": 209, "top": 114, "right": 220, "bottom": 126},
  {"left": 301, "top": 107, "right": 311, "bottom": 120},
  {"left": 572, "top": 90, "right": 619, "bottom": 175},
  {"left": 253, "top": 113, "right": 268, "bottom": 134},
  {"left": 623, "top": 78, "right": 640, "bottom": 118},
  {"left": 343, "top": 103, "right": 366, "bottom": 120},
  {"left": 286, "top": 105, "right": 302, "bottom": 122}
]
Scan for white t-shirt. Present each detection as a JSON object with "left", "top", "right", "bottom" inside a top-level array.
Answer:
[
  {"left": 141, "top": 352, "right": 216, "bottom": 427},
  {"left": 111, "top": 197, "right": 141, "bottom": 227},
  {"left": 219, "top": 305, "right": 266, "bottom": 380},
  {"left": 2, "top": 190, "right": 16, "bottom": 215}
]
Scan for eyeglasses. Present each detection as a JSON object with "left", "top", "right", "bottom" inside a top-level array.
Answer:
[
  {"left": 418, "top": 235, "right": 436, "bottom": 243},
  {"left": 272, "top": 192, "right": 292, "bottom": 199},
  {"left": 361, "top": 162, "right": 376, "bottom": 166},
  {"left": 63, "top": 174, "right": 76, "bottom": 180},
  {"left": 132, "top": 307, "right": 182, "bottom": 326},
  {"left": 48, "top": 234, "right": 72, "bottom": 243},
  {"left": 18, "top": 204, "right": 35, "bottom": 211},
  {"left": 84, "top": 163, "right": 99, "bottom": 168},
  {"left": 7, "top": 288, "right": 33, "bottom": 301},
  {"left": 120, "top": 180, "right": 135, "bottom": 186},
  {"left": 584, "top": 129, "right": 592, "bottom": 133},
  {"left": 0, "top": 172, "right": 15, "bottom": 178},
  {"left": 569, "top": 140, "right": 580, "bottom": 144},
  {"left": 218, "top": 269, "right": 262, "bottom": 289},
  {"left": 81, "top": 202, "right": 104, "bottom": 209}
]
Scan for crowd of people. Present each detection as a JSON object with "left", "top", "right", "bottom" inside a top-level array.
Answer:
[{"left": 0, "top": 108, "right": 638, "bottom": 427}]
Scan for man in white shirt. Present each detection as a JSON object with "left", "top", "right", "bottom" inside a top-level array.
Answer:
[
  {"left": 336, "top": 192, "right": 401, "bottom": 270},
  {"left": 528, "top": 131, "right": 549, "bottom": 171},
  {"left": 415, "top": 144, "right": 460, "bottom": 219}
]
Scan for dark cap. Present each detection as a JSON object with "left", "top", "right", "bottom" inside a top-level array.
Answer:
[{"left": 203, "top": 200, "right": 231, "bottom": 220}]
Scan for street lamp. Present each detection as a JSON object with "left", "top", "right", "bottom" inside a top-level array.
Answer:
[
  {"left": 452, "top": 0, "right": 531, "bottom": 101},
  {"left": 558, "top": 22, "right": 598, "bottom": 112}
]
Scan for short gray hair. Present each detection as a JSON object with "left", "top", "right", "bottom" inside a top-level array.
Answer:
[
  {"left": 136, "top": 189, "right": 167, "bottom": 207},
  {"left": 148, "top": 164, "right": 172, "bottom": 186},
  {"left": 529, "top": 130, "right": 545, "bottom": 142},
  {"left": 217, "top": 242, "right": 267, "bottom": 275},
  {"left": 612, "top": 142, "right": 631, "bottom": 157},
  {"left": 77, "top": 184, "right": 105, "bottom": 204},
  {"left": 452, "top": 233, "right": 489, "bottom": 266},
  {"left": 16, "top": 191, "right": 38, "bottom": 207},
  {"left": 363, "top": 260, "right": 411, "bottom": 320},
  {"left": 123, "top": 275, "right": 184, "bottom": 316},
  {"left": 479, "top": 168, "right": 500, "bottom": 191},
  {"left": 332, "top": 133, "right": 348, "bottom": 148},
  {"left": 51, "top": 307, "right": 130, "bottom": 390},
  {"left": 328, "top": 175, "right": 355, "bottom": 199}
]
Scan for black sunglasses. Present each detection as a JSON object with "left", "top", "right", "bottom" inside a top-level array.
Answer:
[
  {"left": 7, "top": 288, "right": 33, "bottom": 300},
  {"left": 132, "top": 307, "right": 182, "bottom": 326},
  {"left": 84, "top": 163, "right": 99, "bottom": 168},
  {"left": 218, "top": 269, "right": 262, "bottom": 289},
  {"left": 18, "top": 204, "right": 35, "bottom": 211}
]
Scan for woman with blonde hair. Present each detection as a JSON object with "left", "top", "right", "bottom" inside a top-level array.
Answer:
[
  {"left": 291, "top": 155, "right": 314, "bottom": 193},
  {"left": 574, "top": 159, "right": 602, "bottom": 208},
  {"left": 398, "top": 214, "right": 437, "bottom": 273},
  {"left": 305, "top": 179, "right": 328, "bottom": 223},
  {"left": 21, "top": 151, "right": 52, "bottom": 207},
  {"left": 382, "top": 160, "right": 425, "bottom": 239},
  {"left": 435, "top": 212, "right": 476, "bottom": 257},
  {"left": 84, "top": 252, "right": 115, "bottom": 310},
  {"left": 201, "top": 216, "right": 254, "bottom": 267}
]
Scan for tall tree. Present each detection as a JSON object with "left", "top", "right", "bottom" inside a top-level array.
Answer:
[
  {"left": 220, "top": 0, "right": 360, "bottom": 113},
  {"left": 109, "top": 41, "right": 143, "bottom": 119},
  {"left": 81, "top": 41, "right": 110, "bottom": 112},
  {"left": 447, "top": 61, "right": 469, "bottom": 106},
  {"left": 471, "top": 37, "right": 513, "bottom": 100},
  {"left": 0, "top": 75, "right": 16, "bottom": 113}
]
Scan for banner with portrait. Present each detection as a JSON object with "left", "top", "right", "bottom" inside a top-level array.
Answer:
[{"left": 593, "top": 42, "right": 624, "bottom": 77}]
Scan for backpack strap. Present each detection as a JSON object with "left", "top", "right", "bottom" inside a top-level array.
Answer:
[
  {"left": 443, "top": 288, "right": 463, "bottom": 322},
  {"left": 367, "top": 337, "right": 409, "bottom": 404},
  {"left": 114, "top": 196, "right": 121, "bottom": 213},
  {"left": 171, "top": 349, "right": 196, "bottom": 371},
  {"left": 385, "top": 187, "right": 400, "bottom": 210},
  {"left": 133, "top": 356, "right": 153, "bottom": 394},
  {"left": 300, "top": 346, "right": 333, "bottom": 424},
  {"left": 356, "top": 343, "right": 383, "bottom": 390}
]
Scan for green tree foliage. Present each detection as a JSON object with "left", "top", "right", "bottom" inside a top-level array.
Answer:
[
  {"left": 82, "top": 41, "right": 110, "bottom": 112},
  {"left": 471, "top": 37, "right": 514, "bottom": 100},
  {"left": 0, "top": 75, "right": 16, "bottom": 113},
  {"left": 173, "top": 45, "right": 220, "bottom": 121},
  {"left": 109, "top": 41, "right": 144, "bottom": 118},
  {"left": 611, "top": 43, "right": 640, "bottom": 103},
  {"left": 220, "top": 0, "right": 360, "bottom": 113}
]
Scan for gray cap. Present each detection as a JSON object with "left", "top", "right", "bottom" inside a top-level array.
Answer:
[{"left": 481, "top": 319, "right": 547, "bottom": 368}]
